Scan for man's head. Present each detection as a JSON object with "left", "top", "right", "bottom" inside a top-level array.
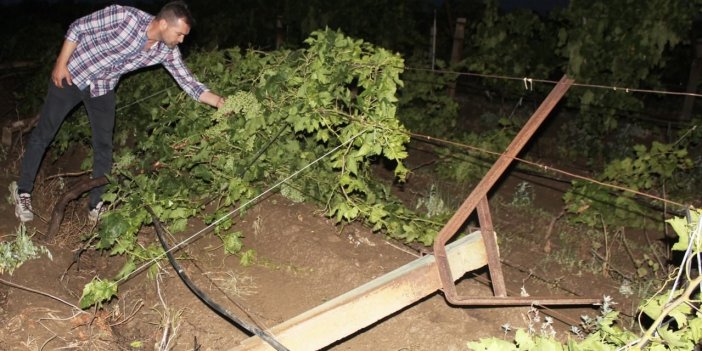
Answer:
[{"left": 155, "top": 1, "right": 194, "bottom": 48}]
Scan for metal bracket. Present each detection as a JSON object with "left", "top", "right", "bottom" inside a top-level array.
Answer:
[{"left": 432, "top": 75, "right": 600, "bottom": 306}]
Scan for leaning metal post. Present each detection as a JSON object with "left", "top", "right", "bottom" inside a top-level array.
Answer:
[{"left": 432, "top": 75, "right": 600, "bottom": 306}]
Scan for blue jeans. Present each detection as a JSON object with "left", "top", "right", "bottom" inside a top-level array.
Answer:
[{"left": 18, "top": 79, "right": 115, "bottom": 209}]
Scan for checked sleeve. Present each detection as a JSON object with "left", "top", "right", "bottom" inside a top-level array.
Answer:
[{"left": 162, "top": 47, "right": 208, "bottom": 101}]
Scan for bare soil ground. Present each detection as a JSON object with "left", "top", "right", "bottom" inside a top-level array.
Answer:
[{"left": 0, "top": 77, "right": 657, "bottom": 350}]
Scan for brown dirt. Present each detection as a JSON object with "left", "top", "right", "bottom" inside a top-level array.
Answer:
[{"left": 0, "top": 76, "right": 659, "bottom": 350}]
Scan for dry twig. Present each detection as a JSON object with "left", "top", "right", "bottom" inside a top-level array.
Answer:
[
  {"left": 45, "top": 170, "right": 92, "bottom": 181},
  {"left": 0, "top": 278, "right": 87, "bottom": 313}
]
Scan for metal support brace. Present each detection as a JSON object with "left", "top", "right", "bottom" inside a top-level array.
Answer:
[{"left": 432, "top": 75, "right": 600, "bottom": 306}]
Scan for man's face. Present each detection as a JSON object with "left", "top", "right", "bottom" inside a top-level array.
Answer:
[{"left": 161, "top": 18, "right": 190, "bottom": 49}]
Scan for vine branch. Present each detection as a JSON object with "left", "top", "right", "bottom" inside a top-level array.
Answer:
[{"left": 636, "top": 275, "right": 702, "bottom": 348}]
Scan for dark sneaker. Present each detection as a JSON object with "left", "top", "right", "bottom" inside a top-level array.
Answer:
[
  {"left": 88, "top": 201, "right": 107, "bottom": 223},
  {"left": 13, "top": 189, "right": 34, "bottom": 222}
]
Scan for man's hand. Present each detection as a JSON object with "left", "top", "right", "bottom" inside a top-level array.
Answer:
[
  {"left": 52, "top": 39, "right": 78, "bottom": 88},
  {"left": 52, "top": 63, "right": 73, "bottom": 88},
  {"left": 199, "top": 91, "right": 225, "bottom": 109}
]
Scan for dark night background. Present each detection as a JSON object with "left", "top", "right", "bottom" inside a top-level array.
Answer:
[
  {"left": 1, "top": 0, "right": 700, "bottom": 120},
  {"left": 0, "top": 0, "right": 571, "bottom": 61}
]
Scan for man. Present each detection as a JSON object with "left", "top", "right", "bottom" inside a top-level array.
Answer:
[{"left": 13, "top": 1, "right": 224, "bottom": 222}]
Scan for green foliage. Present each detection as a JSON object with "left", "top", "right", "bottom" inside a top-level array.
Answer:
[
  {"left": 641, "top": 291, "right": 692, "bottom": 331},
  {"left": 280, "top": 181, "right": 308, "bottom": 203},
  {"left": 601, "top": 143, "right": 692, "bottom": 190},
  {"left": 64, "top": 29, "right": 455, "bottom": 308},
  {"left": 436, "top": 116, "right": 518, "bottom": 184},
  {"left": 188, "top": 0, "right": 432, "bottom": 54},
  {"left": 468, "top": 210, "right": 702, "bottom": 351},
  {"left": 2, "top": 185, "right": 52, "bottom": 276},
  {"left": 218, "top": 231, "right": 244, "bottom": 255},
  {"left": 461, "top": 0, "right": 557, "bottom": 95},
  {"left": 460, "top": 0, "right": 697, "bottom": 164},
  {"left": 129, "top": 340, "right": 144, "bottom": 348},
  {"left": 637, "top": 209, "right": 702, "bottom": 350},
  {"left": 239, "top": 249, "right": 257, "bottom": 267},
  {"left": 633, "top": 253, "right": 661, "bottom": 279},
  {"left": 467, "top": 302, "right": 689, "bottom": 350},
  {"left": 556, "top": 0, "right": 693, "bottom": 85},
  {"left": 468, "top": 300, "right": 638, "bottom": 350},
  {"left": 0, "top": 224, "right": 51, "bottom": 275},
  {"left": 79, "top": 277, "right": 118, "bottom": 309},
  {"left": 397, "top": 57, "right": 460, "bottom": 136},
  {"left": 667, "top": 123, "right": 702, "bottom": 201},
  {"left": 564, "top": 141, "right": 693, "bottom": 229},
  {"left": 668, "top": 209, "right": 701, "bottom": 254},
  {"left": 553, "top": 0, "right": 697, "bottom": 162}
]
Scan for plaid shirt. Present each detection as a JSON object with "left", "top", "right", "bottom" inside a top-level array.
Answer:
[{"left": 66, "top": 5, "right": 208, "bottom": 99}]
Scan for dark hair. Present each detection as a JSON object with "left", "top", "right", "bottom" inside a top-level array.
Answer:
[{"left": 156, "top": 1, "right": 195, "bottom": 27}]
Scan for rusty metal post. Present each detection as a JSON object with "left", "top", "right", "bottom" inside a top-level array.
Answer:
[
  {"left": 432, "top": 75, "right": 599, "bottom": 306},
  {"left": 476, "top": 196, "right": 506, "bottom": 297},
  {"left": 234, "top": 232, "right": 489, "bottom": 351}
]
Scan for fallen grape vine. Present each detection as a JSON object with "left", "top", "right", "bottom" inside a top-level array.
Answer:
[{"left": 79, "top": 29, "right": 448, "bottom": 307}]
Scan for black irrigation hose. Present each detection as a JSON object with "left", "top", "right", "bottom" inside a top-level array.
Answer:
[
  {"left": 145, "top": 205, "right": 290, "bottom": 351},
  {"left": 239, "top": 124, "right": 289, "bottom": 178}
]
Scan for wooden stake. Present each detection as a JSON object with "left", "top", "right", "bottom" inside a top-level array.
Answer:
[
  {"left": 681, "top": 38, "right": 702, "bottom": 121},
  {"left": 447, "top": 18, "right": 466, "bottom": 98}
]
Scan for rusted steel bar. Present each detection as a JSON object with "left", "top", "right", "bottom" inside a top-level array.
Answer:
[
  {"left": 442, "top": 296, "right": 602, "bottom": 306},
  {"left": 47, "top": 176, "right": 108, "bottom": 237},
  {"left": 234, "top": 232, "right": 489, "bottom": 351},
  {"left": 476, "top": 196, "right": 506, "bottom": 297},
  {"left": 432, "top": 75, "right": 598, "bottom": 306}
]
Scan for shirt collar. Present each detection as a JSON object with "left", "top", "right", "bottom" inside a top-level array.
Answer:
[{"left": 140, "top": 14, "right": 156, "bottom": 51}]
